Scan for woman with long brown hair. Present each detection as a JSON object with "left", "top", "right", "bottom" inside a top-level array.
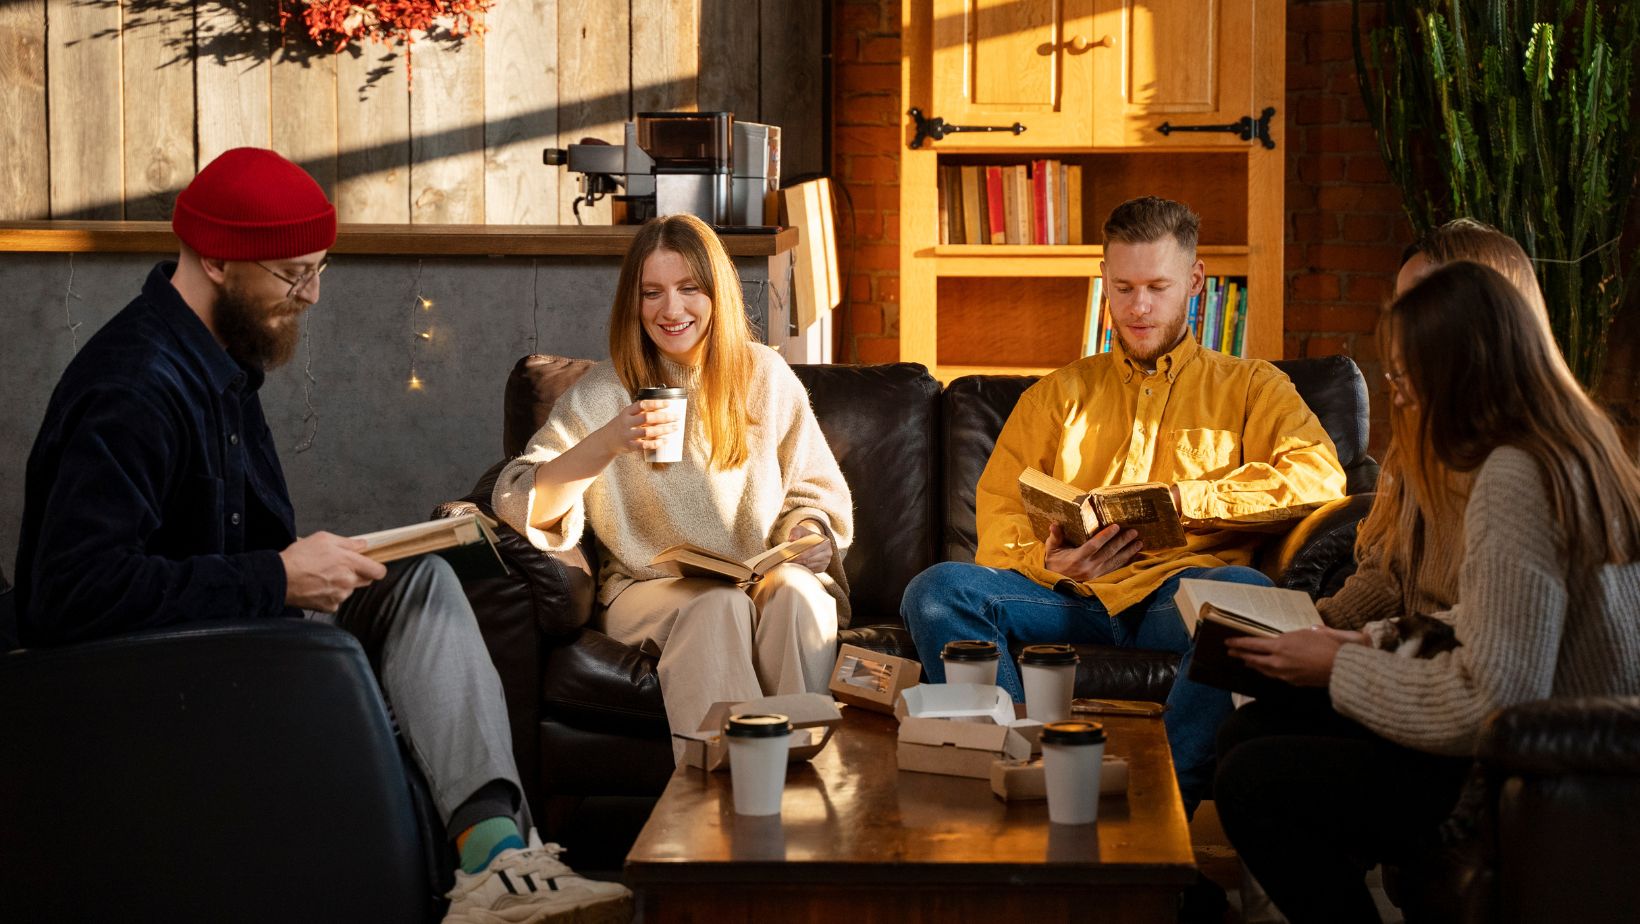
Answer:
[
  {"left": 492, "top": 214, "right": 853, "bottom": 753},
  {"left": 1212, "top": 261, "right": 1640, "bottom": 923}
]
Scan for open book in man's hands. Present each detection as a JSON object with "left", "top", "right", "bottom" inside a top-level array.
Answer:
[
  {"left": 1017, "top": 467, "right": 1188, "bottom": 551},
  {"left": 648, "top": 532, "right": 828, "bottom": 583},
  {"left": 352, "top": 512, "right": 508, "bottom": 579},
  {"left": 1173, "top": 578, "right": 1323, "bottom": 696}
]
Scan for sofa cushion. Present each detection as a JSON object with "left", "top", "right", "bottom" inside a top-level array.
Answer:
[
  {"left": 503, "top": 355, "right": 598, "bottom": 458},
  {"left": 793, "top": 363, "right": 943, "bottom": 628},
  {"left": 539, "top": 628, "right": 668, "bottom": 737}
]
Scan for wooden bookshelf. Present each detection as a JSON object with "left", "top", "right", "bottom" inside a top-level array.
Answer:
[{"left": 900, "top": 0, "right": 1285, "bottom": 382}]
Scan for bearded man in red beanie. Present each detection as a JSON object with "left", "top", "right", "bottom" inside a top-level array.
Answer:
[{"left": 13, "top": 148, "right": 631, "bottom": 924}]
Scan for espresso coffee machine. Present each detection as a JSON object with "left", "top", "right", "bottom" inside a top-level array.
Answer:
[{"left": 544, "top": 111, "right": 780, "bottom": 226}]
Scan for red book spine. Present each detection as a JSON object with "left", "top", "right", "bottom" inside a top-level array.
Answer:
[
  {"left": 985, "top": 166, "right": 1007, "bottom": 244},
  {"left": 1031, "top": 159, "right": 1049, "bottom": 245}
]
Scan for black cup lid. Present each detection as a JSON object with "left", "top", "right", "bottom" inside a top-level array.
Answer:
[
  {"left": 1019, "top": 643, "right": 1080, "bottom": 666},
  {"left": 725, "top": 712, "right": 792, "bottom": 738},
  {"left": 941, "top": 639, "right": 1000, "bottom": 662},
  {"left": 636, "top": 386, "right": 687, "bottom": 399},
  {"left": 1040, "top": 720, "right": 1106, "bottom": 745}
]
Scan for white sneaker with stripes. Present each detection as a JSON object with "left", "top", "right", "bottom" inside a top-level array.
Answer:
[{"left": 442, "top": 836, "right": 632, "bottom": 924}]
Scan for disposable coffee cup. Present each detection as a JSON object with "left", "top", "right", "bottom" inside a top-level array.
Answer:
[
  {"left": 636, "top": 386, "right": 688, "bottom": 463},
  {"left": 725, "top": 712, "right": 792, "bottom": 816},
  {"left": 941, "top": 639, "right": 1001, "bottom": 686},
  {"left": 1041, "top": 720, "right": 1106, "bottom": 825},
  {"left": 1019, "top": 644, "right": 1080, "bottom": 723}
]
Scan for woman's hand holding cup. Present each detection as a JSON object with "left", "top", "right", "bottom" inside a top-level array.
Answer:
[{"left": 601, "top": 399, "right": 682, "bottom": 458}]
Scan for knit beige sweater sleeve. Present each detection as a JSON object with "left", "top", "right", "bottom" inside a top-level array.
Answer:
[
  {"left": 1329, "top": 446, "right": 1572, "bottom": 754},
  {"left": 491, "top": 344, "right": 855, "bottom": 621}
]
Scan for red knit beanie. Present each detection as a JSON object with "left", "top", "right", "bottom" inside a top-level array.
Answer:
[{"left": 172, "top": 148, "right": 337, "bottom": 261}]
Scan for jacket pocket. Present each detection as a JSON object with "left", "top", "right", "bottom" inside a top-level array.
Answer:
[{"left": 1171, "top": 428, "right": 1240, "bottom": 477}]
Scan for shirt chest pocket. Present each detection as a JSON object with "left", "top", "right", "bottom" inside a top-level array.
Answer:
[{"left": 1170, "top": 428, "right": 1240, "bottom": 477}]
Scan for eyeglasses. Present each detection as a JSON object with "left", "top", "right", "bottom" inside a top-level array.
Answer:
[{"left": 254, "top": 257, "right": 329, "bottom": 298}]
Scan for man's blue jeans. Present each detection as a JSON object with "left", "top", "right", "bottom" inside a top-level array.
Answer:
[{"left": 901, "top": 561, "right": 1274, "bottom": 810}]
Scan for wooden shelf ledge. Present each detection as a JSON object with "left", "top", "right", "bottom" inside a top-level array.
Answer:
[{"left": 0, "top": 222, "right": 799, "bottom": 257}]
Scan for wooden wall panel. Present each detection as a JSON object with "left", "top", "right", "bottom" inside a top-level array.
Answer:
[
  {"left": 699, "top": 0, "right": 759, "bottom": 117},
  {"left": 272, "top": 52, "right": 339, "bottom": 200},
  {"left": 484, "top": 0, "right": 558, "bottom": 224},
  {"left": 336, "top": 49, "right": 411, "bottom": 222},
  {"left": 47, "top": 0, "right": 124, "bottom": 219},
  {"left": 557, "top": 0, "right": 632, "bottom": 224},
  {"left": 0, "top": 0, "right": 49, "bottom": 220},
  {"left": 196, "top": 1, "right": 274, "bottom": 164},
  {"left": 761, "top": 0, "right": 825, "bottom": 180},
  {"left": 633, "top": 0, "right": 700, "bottom": 113},
  {"left": 409, "top": 27, "right": 485, "bottom": 223},
  {"left": 122, "top": 12, "right": 195, "bottom": 220}
]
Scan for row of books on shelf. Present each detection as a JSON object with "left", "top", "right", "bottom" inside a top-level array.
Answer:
[
  {"left": 1083, "top": 276, "right": 1250, "bottom": 357},
  {"left": 937, "top": 160, "right": 1085, "bottom": 246}
]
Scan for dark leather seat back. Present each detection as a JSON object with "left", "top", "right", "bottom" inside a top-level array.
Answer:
[
  {"left": 0, "top": 621, "right": 441, "bottom": 923},
  {"left": 794, "top": 363, "right": 943, "bottom": 626},
  {"left": 940, "top": 357, "right": 1378, "bottom": 564}
]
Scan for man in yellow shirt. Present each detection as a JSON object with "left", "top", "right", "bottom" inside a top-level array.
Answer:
[{"left": 901, "top": 196, "right": 1347, "bottom": 811}]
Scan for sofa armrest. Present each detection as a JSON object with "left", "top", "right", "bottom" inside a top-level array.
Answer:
[
  {"left": 1477, "top": 696, "right": 1640, "bottom": 777},
  {"left": 0, "top": 621, "right": 441, "bottom": 922},
  {"left": 435, "top": 460, "right": 597, "bottom": 640},
  {"left": 1262, "top": 494, "right": 1375, "bottom": 597}
]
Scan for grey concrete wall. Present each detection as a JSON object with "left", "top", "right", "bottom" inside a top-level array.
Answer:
[{"left": 0, "top": 251, "right": 781, "bottom": 577}]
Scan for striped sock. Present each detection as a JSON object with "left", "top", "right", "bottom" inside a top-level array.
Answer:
[{"left": 457, "top": 816, "right": 525, "bottom": 874}]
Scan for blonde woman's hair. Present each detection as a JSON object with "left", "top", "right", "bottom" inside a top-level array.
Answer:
[
  {"left": 608, "top": 214, "right": 755, "bottom": 470},
  {"left": 1387, "top": 262, "right": 1640, "bottom": 578},
  {"left": 1357, "top": 219, "right": 1551, "bottom": 610}
]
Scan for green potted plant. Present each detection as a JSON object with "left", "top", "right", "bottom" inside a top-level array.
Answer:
[{"left": 1353, "top": 0, "right": 1639, "bottom": 387}]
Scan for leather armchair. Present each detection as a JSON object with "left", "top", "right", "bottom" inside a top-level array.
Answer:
[
  {"left": 0, "top": 618, "right": 451, "bottom": 923},
  {"left": 439, "top": 355, "right": 1379, "bottom": 863}
]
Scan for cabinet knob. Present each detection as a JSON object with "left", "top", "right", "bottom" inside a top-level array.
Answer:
[{"left": 1066, "top": 34, "right": 1113, "bottom": 54}]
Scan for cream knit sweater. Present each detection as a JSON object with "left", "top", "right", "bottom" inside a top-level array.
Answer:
[
  {"left": 1329, "top": 445, "right": 1640, "bottom": 755},
  {"left": 492, "top": 344, "right": 855, "bottom": 623}
]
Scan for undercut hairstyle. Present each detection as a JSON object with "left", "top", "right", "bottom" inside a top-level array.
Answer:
[{"left": 1102, "top": 196, "right": 1200, "bottom": 255}]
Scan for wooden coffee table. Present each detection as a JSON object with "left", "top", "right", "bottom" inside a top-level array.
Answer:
[{"left": 625, "top": 707, "right": 1195, "bottom": 922}]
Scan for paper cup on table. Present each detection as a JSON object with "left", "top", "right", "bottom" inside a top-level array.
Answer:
[
  {"left": 1019, "top": 643, "right": 1080, "bottom": 723},
  {"left": 941, "top": 639, "right": 1001, "bottom": 686},
  {"left": 725, "top": 713, "right": 792, "bottom": 816},
  {"left": 636, "top": 386, "right": 687, "bottom": 463},
  {"left": 1041, "top": 720, "right": 1106, "bottom": 825}
]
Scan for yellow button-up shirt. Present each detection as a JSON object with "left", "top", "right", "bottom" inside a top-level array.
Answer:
[{"left": 975, "top": 335, "right": 1348, "bottom": 615}]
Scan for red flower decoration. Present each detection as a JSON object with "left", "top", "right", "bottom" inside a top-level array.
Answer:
[{"left": 283, "top": 0, "right": 491, "bottom": 52}]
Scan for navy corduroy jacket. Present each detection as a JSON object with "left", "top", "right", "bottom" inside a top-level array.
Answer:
[{"left": 16, "top": 263, "right": 298, "bottom": 646}]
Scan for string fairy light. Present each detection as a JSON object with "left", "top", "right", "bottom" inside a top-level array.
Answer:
[
  {"left": 405, "top": 261, "right": 434, "bottom": 391},
  {"left": 530, "top": 258, "right": 542, "bottom": 355},
  {"left": 292, "top": 324, "right": 320, "bottom": 453},
  {"left": 62, "top": 254, "right": 84, "bottom": 352}
]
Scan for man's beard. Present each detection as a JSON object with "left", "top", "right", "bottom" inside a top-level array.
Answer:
[
  {"left": 216, "top": 284, "right": 304, "bottom": 370},
  {"left": 1115, "top": 312, "right": 1190, "bottom": 366}
]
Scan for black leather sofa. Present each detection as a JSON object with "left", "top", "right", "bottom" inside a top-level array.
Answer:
[{"left": 440, "top": 356, "right": 1379, "bottom": 862}]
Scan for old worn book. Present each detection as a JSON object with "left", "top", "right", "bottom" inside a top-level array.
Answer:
[
  {"left": 1174, "top": 579, "right": 1323, "bottom": 696},
  {"left": 353, "top": 512, "right": 507, "bottom": 578},
  {"left": 1017, "top": 467, "right": 1188, "bottom": 551},
  {"left": 648, "top": 532, "right": 827, "bottom": 583}
]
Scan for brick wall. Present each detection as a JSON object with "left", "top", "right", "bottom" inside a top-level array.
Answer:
[{"left": 832, "top": 0, "right": 1418, "bottom": 457}]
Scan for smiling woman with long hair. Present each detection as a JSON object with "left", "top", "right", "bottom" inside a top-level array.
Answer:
[
  {"left": 491, "top": 214, "right": 853, "bottom": 755},
  {"left": 1212, "top": 261, "right": 1640, "bottom": 923}
]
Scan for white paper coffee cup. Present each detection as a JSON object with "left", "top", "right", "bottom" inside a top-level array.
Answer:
[
  {"left": 725, "top": 712, "right": 791, "bottom": 816},
  {"left": 636, "top": 386, "right": 687, "bottom": 463},
  {"left": 1020, "top": 644, "right": 1080, "bottom": 723},
  {"left": 1041, "top": 720, "right": 1106, "bottom": 825},
  {"left": 941, "top": 639, "right": 1001, "bottom": 686}
]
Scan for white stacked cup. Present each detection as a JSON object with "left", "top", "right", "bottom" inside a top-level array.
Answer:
[
  {"left": 940, "top": 639, "right": 1001, "bottom": 686},
  {"left": 636, "top": 386, "right": 688, "bottom": 463},
  {"left": 725, "top": 712, "right": 792, "bottom": 816},
  {"left": 1019, "top": 643, "right": 1080, "bottom": 723},
  {"left": 1040, "top": 720, "right": 1107, "bottom": 825}
]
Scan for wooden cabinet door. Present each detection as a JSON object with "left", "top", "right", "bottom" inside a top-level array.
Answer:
[
  {"left": 927, "top": 0, "right": 1098, "bottom": 148},
  {"left": 1090, "top": 0, "right": 1258, "bottom": 147}
]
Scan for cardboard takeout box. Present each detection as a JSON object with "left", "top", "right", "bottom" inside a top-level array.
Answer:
[
  {"left": 894, "top": 683, "right": 1043, "bottom": 779},
  {"left": 828, "top": 643, "right": 922, "bottom": 714},
  {"left": 990, "top": 755, "right": 1131, "bottom": 801}
]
